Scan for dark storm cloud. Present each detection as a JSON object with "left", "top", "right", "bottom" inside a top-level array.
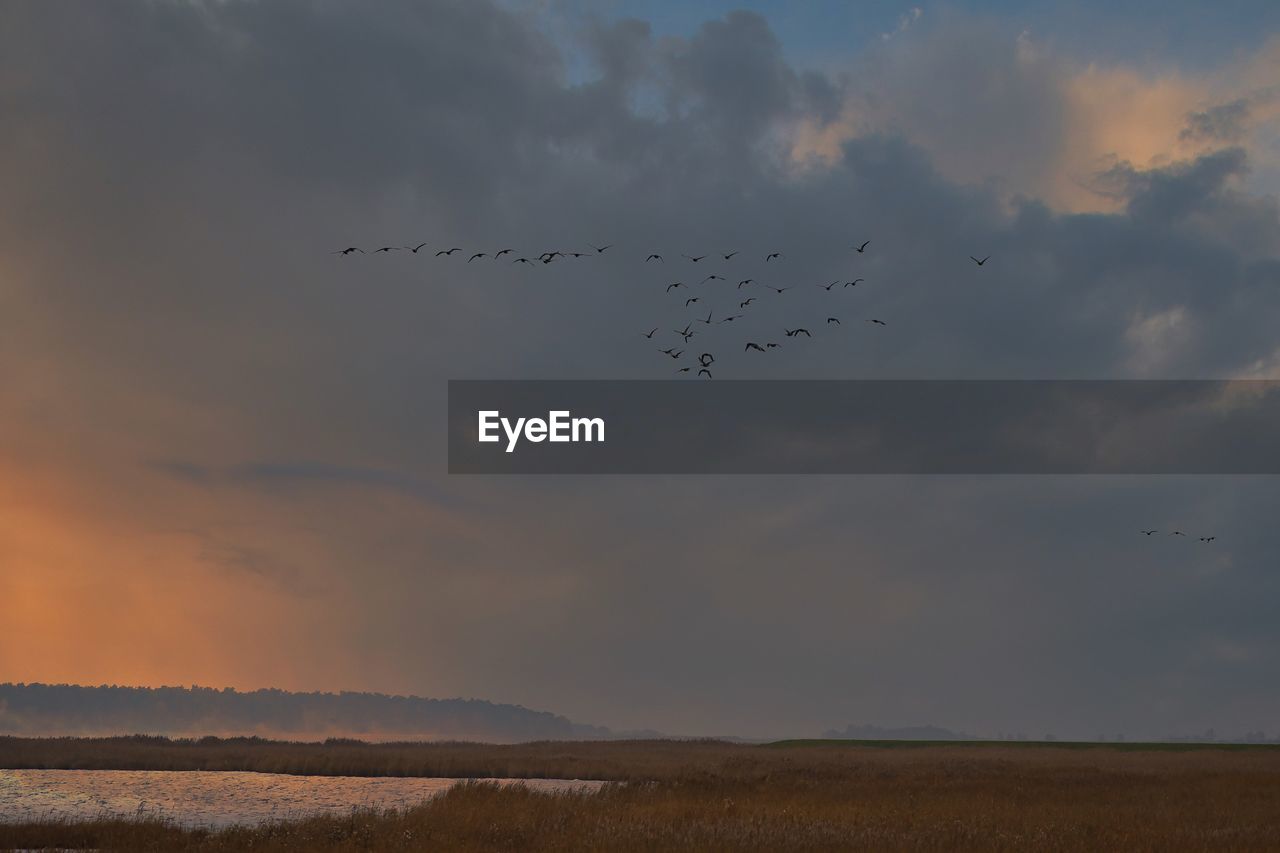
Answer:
[{"left": 2, "top": 0, "right": 1279, "bottom": 738}]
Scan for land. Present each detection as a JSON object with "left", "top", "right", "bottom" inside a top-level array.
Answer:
[{"left": 2, "top": 737, "right": 1279, "bottom": 850}]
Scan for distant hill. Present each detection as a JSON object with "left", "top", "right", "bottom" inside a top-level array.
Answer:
[
  {"left": 0, "top": 683, "right": 616, "bottom": 743},
  {"left": 822, "top": 723, "right": 975, "bottom": 741}
]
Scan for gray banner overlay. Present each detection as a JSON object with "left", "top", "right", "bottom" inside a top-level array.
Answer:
[{"left": 448, "top": 380, "right": 1280, "bottom": 474}]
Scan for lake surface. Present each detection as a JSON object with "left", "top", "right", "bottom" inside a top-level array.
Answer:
[{"left": 0, "top": 769, "right": 606, "bottom": 828}]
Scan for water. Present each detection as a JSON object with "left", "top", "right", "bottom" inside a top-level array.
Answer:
[{"left": 0, "top": 769, "right": 605, "bottom": 828}]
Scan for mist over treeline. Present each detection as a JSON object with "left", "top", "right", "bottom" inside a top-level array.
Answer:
[{"left": 0, "top": 683, "right": 614, "bottom": 742}]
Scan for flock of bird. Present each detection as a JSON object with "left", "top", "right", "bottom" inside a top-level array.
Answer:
[
  {"left": 331, "top": 239, "right": 1001, "bottom": 380},
  {"left": 1140, "top": 530, "right": 1217, "bottom": 543},
  {"left": 332, "top": 241, "right": 1223, "bottom": 542}
]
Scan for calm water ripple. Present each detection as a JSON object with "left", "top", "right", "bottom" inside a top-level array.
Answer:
[{"left": 0, "top": 769, "right": 605, "bottom": 828}]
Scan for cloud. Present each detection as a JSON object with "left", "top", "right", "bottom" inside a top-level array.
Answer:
[{"left": 0, "top": 0, "right": 1278, "bottom": 738}]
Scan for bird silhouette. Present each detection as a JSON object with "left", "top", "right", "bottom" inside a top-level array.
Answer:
[
  {"left": 435, "top": 247, "right": 461, "bottom": 256},
  {"left": 722, "top": 251, "right": 738, "bottom": 260},
  {"left": 331, "top": 247, "right": 364, "bottom": 255},
  {"left": 409, "top": 243, "right": 428, "bottom": 253},
  {"left": 685, "top": 297, "right": 700, "bottom": 307},
  {"left": 1140, "top": 530, "right": 1158, "bottom": 535},
  {"left": 1199, "top": 536, "right": 1216, "bottom": 542},
  {"left": 468, "top": 253, "right": 487, "bottom": 262},
  {"left": 643, "top": 328, "right": 658, "bottom": 339},
  {"left": 765, "top": 252, "right": 782, "bottom": 262},
  {"left": 854, "top": 240, "right": 871, "bottom": 253},
  {"left": 765, "top": 342, "right": 781, "bottom": 349},
  {"left": 745, "top": 342, "right": 766, "bottom": 352},
  {"left": 738, "top": 279, "right": 755, "bottom": 289},
  {"left": 677, "top": 366, "right": 690, "bottom": 373},
  {"left": 683, "top": 254, "right": 706, "bottom": 262},
  {"left": 719, "top": 315, "right": 743, "bottom": 323},
  {"left": 827, "top": 317, "right": 841, "bottom": 325},
  {"left": 785, "top": 328, "right": 811, "bottom": 337},
  {"left": 702, "top": 274, "right": 725, "bottom": 284},
  {"left": 818, "top": 281, "right": 838, "bottom": 291},
  {"left": 646, "top": 254, "right": 663, "bottom": 262},
  {"left": 661, "top": 348, "right": 683, "bottom": 359},
  {"left": 768, "top": 286, "right": 790, "bottom": 294},
  {"left": 512, "top": 257, "right": 534, "bottom": 264},
  {"left": 970, "top": 255, "right": 990, "bottom": 266},
  {"left": 676, "top": 323, "right": 695, "bottom": 342},
  {"left": 494, "top": 248, "right": 513, "bottom": 257},
  {"left": 698, "top": 368, "right": 712, "bottom": 378},
  {"left": 375, "top": 246, "right": 400, "bottom": 253},
  {"left": 589, "top": 243, "right": 612, "bottom": 254},
  {"left": 740, "top": 298, "right": 756, "bottom": 308},
  {"left": 699, "top": 353, "right": 714, "bottom": 366},
  {"left": 667, "top": 282, "right": 685, "bottom": 292},
  {"left": 866, "top": 319, "right": 887, "bottom": 326},
  {"left": 1170, "top": 530, "right": 1185, "bottom": 536},
  {"left": 845, "top": 278, "right": 865, "bottom": 288},
  {"left": 697, "top": 310, "right": 713, "bottom": 325}
]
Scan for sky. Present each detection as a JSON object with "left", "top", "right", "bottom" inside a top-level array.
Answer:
[{"left": 1, "top": 0, "right": 1279, "bottom": 740}]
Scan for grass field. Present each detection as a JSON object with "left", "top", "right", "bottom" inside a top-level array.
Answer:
[{"left": 3, "top": 736, "right": 1279, "bottom": 850}]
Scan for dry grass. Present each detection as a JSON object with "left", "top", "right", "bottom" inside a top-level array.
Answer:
[{"left": 3, "top": 739, "right": 1280, "bottom": 850}]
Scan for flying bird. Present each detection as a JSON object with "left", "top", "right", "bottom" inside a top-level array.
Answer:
[
  {"left": 589, "top": 243, "right": 612, "bottom": 254},
  {"left": 375, "top": 246, "right": 401, "bottom": 253},
  {"left": 699, "top": 353, "right": 715, "bottom": 366},
  {"left": 468, "top": 253, "right": 487, "bottom": 262},
  {"left": 738, "top": 279, "right": 755, "bottom": 289},
  {"left": 745, "top": 342, "right": 766, "bottom": 352},
  {"left": 643, "top": 328, "right": 658, "bottom": 339},
  {"left": 854, "top": 240, "right": 871, "bottom": 253},
  {"left": 722, "top": 251, "right": 738, "bottom": 260},
  {"left": 866, "top": 319, "right": 887, "bottom": 326},
  {"left": 436, "top": 247, "right": 461, "bottom": 256},
  {"left": 827, "top": 317, "right": 841, "bottom": 325},
  {"left": 1199, "top": 536, "right": 1216, "bottom": 543},
  {"left": 646, "top": 254, "right": 664, "bottom": 262},
  {"left": 970, "top": 255, "right": 990, "bottom": 266},
  {"left": 702, "top": 274, "right": 725, "bottom": 284},
  {"left": 677, "top": 366, "right": 690, "bottom": 373},
  {"left": 719, "top": 315, "right": 743, "bottom": 323},
  {"left": 331, "top": 247, "right": 364, "bottom": 255},
  {"left": 818, "top": 281, "right": 839, "bottom": 291},
  {"left": 1140, "top": 530, "right": 1158, "bottom": 536},
  {"left": 1170, "top": 530, "right": 1186, "bottom": 536},
  {"left": 567, "top": 251, "right": 589, "bottom": 258},
  {"left": 765, "top": 342, "right": 781, "bottom": 349},
  {"left": 409, "top": 242, "right": 428, "bottom": 253},
  {"left": 740, "top": 298, "right": 756, "bottom": 308},
  {"left": 494, "top": 248, "right": 514, "bottom": 257},
  {"left": 768, "top": 286, "right": 790, "bottom": 294},
  {"left": 685, "top": 297, "right": 700, "bottom": 307},
  {"left": 512, "top": 257, "right": 534, "bottom": 264},
  {"left": 765, "top": 252, "right": 782, "bottom": 262},
  {"left": 697, "top": 310, "right": 713, "bottom": 325},
  {"left": 785, "top": 328, "right": 811, "bottom": 338},
  {"left": 845, "top": 278, "right": 865, "bottom": 288},
  {"left": 683, "top": 254, "right": 707, "bottom": 262},
  {"left": 661, "top": 348, "right": 683, "bottom": 359},
  {"left": 698, "top": 368, "right": 712, "bottom": 378},
  {"left": 667, "top": 282, "right": 685, "bottom": 292}
]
